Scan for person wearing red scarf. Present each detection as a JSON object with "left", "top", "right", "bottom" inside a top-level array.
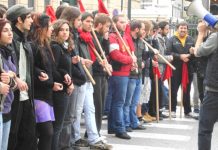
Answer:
[
  {"left": 91, "top": 14, "right": 112, "bottom": 136},
  {"left": 166, "top": 21, "right": 195, "bottom": 118},
  {"left": 75, "top": 12, "right": 112, "bottom": 149}
]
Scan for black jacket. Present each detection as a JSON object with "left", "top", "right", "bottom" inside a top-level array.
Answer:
[
  {"left": 70, "top": 29, "right": 86, "bottom": 86},
  {"left": 11, "top": 26, "right": 34, "bottom": 104},
  {"left": 51, "top": 41, "right": 72, "bottom": 91},
  {"left": 31, "top": 42, "right": 55, "bottom": 105},
  {"left": 166, "top": 35, "right": 195, "bottom": 75},
  {"left": 92, "top": 31, "right": 109, "bottom": 76}
]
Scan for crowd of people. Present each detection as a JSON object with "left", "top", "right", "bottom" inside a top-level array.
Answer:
[{"left": 0, "top": 2, "right": 213, "bottom": 150}]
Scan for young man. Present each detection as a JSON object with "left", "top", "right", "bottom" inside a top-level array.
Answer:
[
  {"left": 166, "top": 21, "right": 195, "bottom": 118},
  {"left": 92, "top": 13, "right": 112, "bottom": 135},
  {"left": 73, "top": 12, "right": 112, "bottom": 150},
  {"left": 108, "top": 14, "right": 136, "bottom": 139},
  {"left": 6, "top": 4, "right": 38, "bottom": 150},
  {"left": 190, "top": 21, "right": 218, "bottom": 150},
  {"left": 123, "top": 20, "right": 146, "bottom": 131},
  {"left": 156, "top": 21, "right": 173, "bottom": 115}
]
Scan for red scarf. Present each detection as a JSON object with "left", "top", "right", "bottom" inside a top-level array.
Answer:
[
  {"left": 78, "top": 29, "right": 96, "bottom": 62},
  {"left": 182, "top": 62, "right": 189, "bottom": 93}
]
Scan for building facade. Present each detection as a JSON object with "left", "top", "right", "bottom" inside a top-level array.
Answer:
[{"left": 0, "top": 0, "right": 141, "bottom": 16}]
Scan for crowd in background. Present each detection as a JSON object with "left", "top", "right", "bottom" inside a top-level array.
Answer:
[{"left": 0, "top": 2, "right": 206, "bottom": 150}]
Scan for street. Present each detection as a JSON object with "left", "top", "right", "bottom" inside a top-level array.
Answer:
[{"left": 80, "top": 111, "right": 218, "bottom": 150}]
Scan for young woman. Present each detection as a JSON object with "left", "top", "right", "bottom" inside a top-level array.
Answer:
[
  {"left": 0, "top": 18, "right": 17, "bottom": 150},
  {"left": 58, "top": 6, "right": 87, "bottom": 149},
  {"left": 51, "top": 19, "right": 74, "bottom": 150},
  {"left": 30, "top": 13, "right": 63, "bottom": 150}
]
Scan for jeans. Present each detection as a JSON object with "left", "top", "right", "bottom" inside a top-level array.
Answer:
[
  {"left": 161, "top": 83, "right": 169, "bottom": 108},
  {"left": 192, "top": 73, "right": 200, "bottom": 110},
  {"left": 52, "top": 92, "right": 69, "bottom": 150},
  {"left": 108, "top": 76, "right": 129, "bottom": 133},
  {"left": 198, "top": 91, "right": 218, "bottom": 150},
  {"left": 59, "top": 85, "right": 78, "bottom": 149},
  {"left": 104, "top": 77, "right": 112, "bottom": 116},
  {"left": 2, "top": 120, "right": 11, "bottom": 150},
  {"left": 0, "top": 113, "right": 2, "bottom": 149},
  {"left": 124, "top": 78, "right": 141, "bottom": 128},
  {"left": 72, "top": 82, "right": 99, "bottom": 144}
]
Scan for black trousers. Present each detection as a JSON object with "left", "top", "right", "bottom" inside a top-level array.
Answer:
[
  {"left": 171, "top": 69, "right": 193, "bottom": 114},
  {"left": 52, "top": 92, "right": 69, "bottom": 150},
  {"left": 93, "top": 75, "right": 108, "bottom": 134},
  {"left": 197, "top": 75, "right": 205, "bottom": 103},
  {"left": 148, "top": 78, "right": 162, "bottom": 116},
  {"left": 8, "top": 99, "right": 37, "bottom": 150}
]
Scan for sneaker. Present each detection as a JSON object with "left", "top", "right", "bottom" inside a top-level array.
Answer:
[
  {"left": 192, "top": 112, "right": 199, "bottom": 120},
  {"left": 115, "top": 132, "right": 131, "bottom": 139},
  {"left": 132, "top": 124, "right": 146, "bottom": 130},
  {"left": 194, "top": 108, "right": 200, "bottom": 114},
  {"left": 171, "top": 111, "right": 176, "bottom": 118},
  {"left": 160, "top": 113, "right": 169, "bottom": 119},
  {"left": 90, "top": 141, "right": 113, "bottom": 150},
  {"left": 126, "top": 126, "right": 133, "bottom": 132},
  {"left": 142, "top": 114, "right": 152, "bottom": 123},
  {"left": 102, "top": 115, "right": 108, "bottom": 120},
  {"left": 74, "top": 139, "right": 89, "bottom": 147},
  {"left": 185, "top": 113, "right": 193, "bottom": 119}
]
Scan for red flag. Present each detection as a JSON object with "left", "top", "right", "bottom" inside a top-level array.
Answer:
[
  {"left": 98, "top": 0, "right": 109, "bottom": 14},
  {"left": 162, "top": 65, "right": 172, "bottom": 81},
  {"left": 181, "top": 62, "right": 189, "bottom": 93},
  {"left": 45, "top": 5, "right": 56, "bottom": 22},
  {"left": 153, "top": 66, "right": 161, "bottom": 79},
  {"left": 78, "top": 0, "right": 85, "bottom": 13},
  {"left": 123, "top": 24, "right": 135, "bottom": 52}
]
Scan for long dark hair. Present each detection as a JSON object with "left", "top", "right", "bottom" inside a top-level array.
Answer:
[
  {"left": 52, "top": 19, "right": 74, "bottom": 52},
  {"left": 0, "top": 18, "right": 10, "bottom": 38},
  {"left": 31, "top": 13, "right": 54, "bottom": 62},
  {"left": 59, "top": 6, "right": 81, "bottom": 29}
]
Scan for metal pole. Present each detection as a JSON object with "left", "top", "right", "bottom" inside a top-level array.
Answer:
[
  {"left": 128, "top": 0, "right": 131, "bottom": 20},
  {"left": 121, "top": 0, "right": 123, "bottom": 12}
]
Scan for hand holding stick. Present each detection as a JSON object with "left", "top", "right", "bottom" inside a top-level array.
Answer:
[{"left": 141, "top": 39, "right": 176, "bottom": 70}]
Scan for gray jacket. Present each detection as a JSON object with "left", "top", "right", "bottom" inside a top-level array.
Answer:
[{"left": 156, "top": 34, "right": 172, "bottom": 74}]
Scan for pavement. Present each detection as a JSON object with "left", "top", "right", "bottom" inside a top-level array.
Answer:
[{"left": 79, "top": 110, "right": 218, "bottom": 150}]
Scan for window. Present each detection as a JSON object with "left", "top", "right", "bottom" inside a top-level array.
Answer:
[
  {"left": 28, "top": 0, "right": 34, "bottom": 7},
  {"left": 44, "top": 0, "right": 50, "bottom": 6},
  {"left": 8, "top": 0, "right": 16, "bottom": 7}
]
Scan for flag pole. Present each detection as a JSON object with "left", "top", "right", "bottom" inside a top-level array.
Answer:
[
  {"left": 110, "top": 21, "right": 138, "bottom": 73},
  {"left": 180, "top": 85, "right": 183, "bottom": 118},
  {"left": 82, "top": 64, "right": 96, "bottom": 85},
  {"left": 141, "top": 39, "right": 176, "bottom": 70},
  {"left": 155, "top": 74, "right": 159, "bottom": 123},
  {"left": 91, "top": 28, "right": 112, "bottom": 76},
  {"left": 168, "top": 78, "right": 172, "bottom": 120},
  {"left": 89, "top": 44, "right": 112, "bottom": 76}
]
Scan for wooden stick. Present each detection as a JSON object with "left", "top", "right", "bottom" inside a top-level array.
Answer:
[
  {"left": 89, "top": 45, "right": 112, "bottom": 76},
  {"left": 91, "top": 28, "right": 108, "bottom": 61},
  {"left": 168, "top": 78, "right": 172, "bottom": 120},
  {"left": 90, "top": 29, "right": 112, "bottom": 76},
  {"left": 141, "top": 39, "right": 176, "bottom": 70},
  {"left": 82, "top": 64, "right": 96, "bottom": 85},
  {"left": 155, "top": 74, "right": 159, "bottom": 123},
  {"left": 180, "top": 86, "right": 183, "bottom": 118}
]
